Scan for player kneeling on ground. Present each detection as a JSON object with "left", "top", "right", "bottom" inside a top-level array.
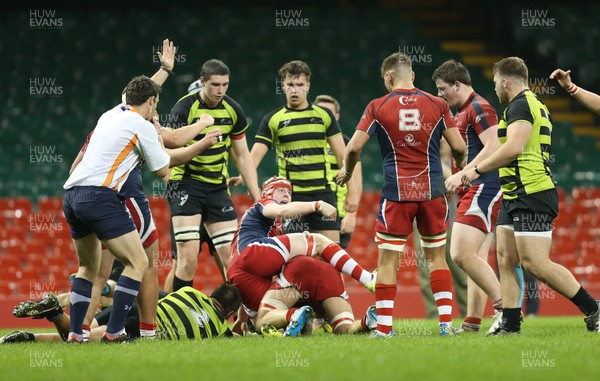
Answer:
[{"left": 249, "top": 255, "right": 376, "bottom": 337}]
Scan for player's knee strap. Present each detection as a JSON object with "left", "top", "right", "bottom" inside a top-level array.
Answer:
[
  {"left": 173, "top": 226, "right": 200, "bottom": 242},
  {"left": 330, "top": 311, "right": 354, "bottom": 331},
  {"left": 375, "top": 232, "right": 406, "bottom": 252},
  {"left": 259, "top": 298, "right": 288, "bottom": 312},
  {"left": 210, "top": 228, "right": 236, "bottom": 248},
  {"left": 303, "top": 231, "right": 316, "bottom": 256},
  {"left": 420, "top": 232, "right": 447, "bottom": 248},
  {"left": 514, "top": 231, "right": 552, "bottom": 238}
]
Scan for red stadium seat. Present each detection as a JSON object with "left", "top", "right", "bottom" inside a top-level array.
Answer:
[
  {"left": 557, "top": 187, "right": 567, "bottom": 202},
  {"left": 15, "top": 266, "right": 41, "bottom": 281},
  {"left": 0, "top": 281, "right": 16, "bottom": 297},
  {"left": 27, "top": 239, "right": 48, "bottom": 256},
  {"left": 0, "top": 224, "right": 28, "bottom": 242},
  {"left": 231, "top": 194, "right": 253, "bottom": 217},
  {"left": 37, "top": 196, "right": 64, "bottom": 214},
  {"left": 0, "top": 197, "right": 33, "bottom": 213},
  {"left": 0, "top": 253, "right": 21, "bottom": 269}
]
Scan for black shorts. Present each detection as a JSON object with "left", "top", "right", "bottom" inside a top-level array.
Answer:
[
  {"left": 496, "top": 188, "right": 558, "bottom": 233},
  {"left": 339, "top": 232, "right": 352, "bottom": 249},
  {"left": 285, "top": 189, "right": 340, "bottom": 232},
  {"left": 335, "top": 213, "right": 353, "bottom": 248},
  {"left": 94, "top": 302, "right": 140, "bottom": 339},
  {"left": 166, "top": 179, "right": 237, "bottom": 222}
]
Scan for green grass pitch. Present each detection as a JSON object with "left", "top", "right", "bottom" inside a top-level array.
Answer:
[{"left": 0, "top": 317, "right": 597, "bottom": 381}]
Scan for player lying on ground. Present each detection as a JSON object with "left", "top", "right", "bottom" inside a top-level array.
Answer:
[
  {"left": 2, "top": 283, "right": 242, "bottom": 343},
  {"left": 254, "top": 255, "right": 377, "bottom": 336}
]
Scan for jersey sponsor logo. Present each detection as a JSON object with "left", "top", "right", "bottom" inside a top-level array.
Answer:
[
  {"left": 396, "top": 133, "right": 422, "bottom": 147},
  {"left": 179, "top": 193, "right": 189, "bottom": 206},
  {"left": 475, "top": 112, "right": 489, "bottom": 124},
  {"left": 399, "top": 96, "right": 418, "bottom": 106},
  {"left": 282, "top": 119, "right": 292, "bottom": 127}
]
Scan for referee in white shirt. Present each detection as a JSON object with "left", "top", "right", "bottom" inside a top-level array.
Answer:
[{"left": 63, "top": 76, "right": 170, "bottom": 343}]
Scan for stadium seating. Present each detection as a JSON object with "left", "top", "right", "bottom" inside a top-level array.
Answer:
[
  {"left": 1, "top": 7, "right": 599, "bottom": 197},
  {"left": 2, "top": 183, "right": 599, "bottom": 298},
  {"left": 1, "top": 6, "right": 599, "bottom": 304}
]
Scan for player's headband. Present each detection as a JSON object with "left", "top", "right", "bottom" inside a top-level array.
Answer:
[{"left": 261, "top": 176, "right": 292, "bottom": 198}]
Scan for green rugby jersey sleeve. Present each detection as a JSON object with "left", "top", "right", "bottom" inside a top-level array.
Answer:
[
  {"left": 255, "top": 110, "right": 278, "bottom": 148},
  {"left": 227, "top": 97, "right": 249, "bottom": 136},
  {"left": 322, "top": 106, "right": 342, "bottom": 137},
  {"left": 506, "top": 95, "right": 533, "bottom": 126},
  {"left": 168, "top": 95, "right": 196, "bottom": 129}
]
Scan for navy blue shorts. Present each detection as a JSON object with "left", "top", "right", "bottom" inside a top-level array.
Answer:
[{"left": 63, "top": 186, "right": 136, "bottom": 240}]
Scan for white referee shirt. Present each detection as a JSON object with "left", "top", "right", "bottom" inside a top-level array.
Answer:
[{"left": 64, "top": 104, "right": 170, "bottom": 192}]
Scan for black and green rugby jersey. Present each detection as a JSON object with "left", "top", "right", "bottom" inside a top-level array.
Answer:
[
  {"left": 156, "top": 287, "right": 233, "bottom": 340},
  {"left": 167, "top": 93, "right": 248, "bottom": 187},
  {"left": 255, "top": 103, "right": 341, "bottom": 193},
  {"left": 498, "top": 89, "right": 555, "bottom": 200}
]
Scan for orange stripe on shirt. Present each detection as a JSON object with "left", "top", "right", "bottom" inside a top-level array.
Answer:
[
  {"left": 112, "top": 160, "right": 137, "bottom": 190},
  {"left": 102, "top": 134, "right": 138, "bottom": 187}
]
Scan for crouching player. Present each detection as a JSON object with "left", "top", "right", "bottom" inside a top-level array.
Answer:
[{"left": 256, "top": 255, "right": 377, "bottom": 336}]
